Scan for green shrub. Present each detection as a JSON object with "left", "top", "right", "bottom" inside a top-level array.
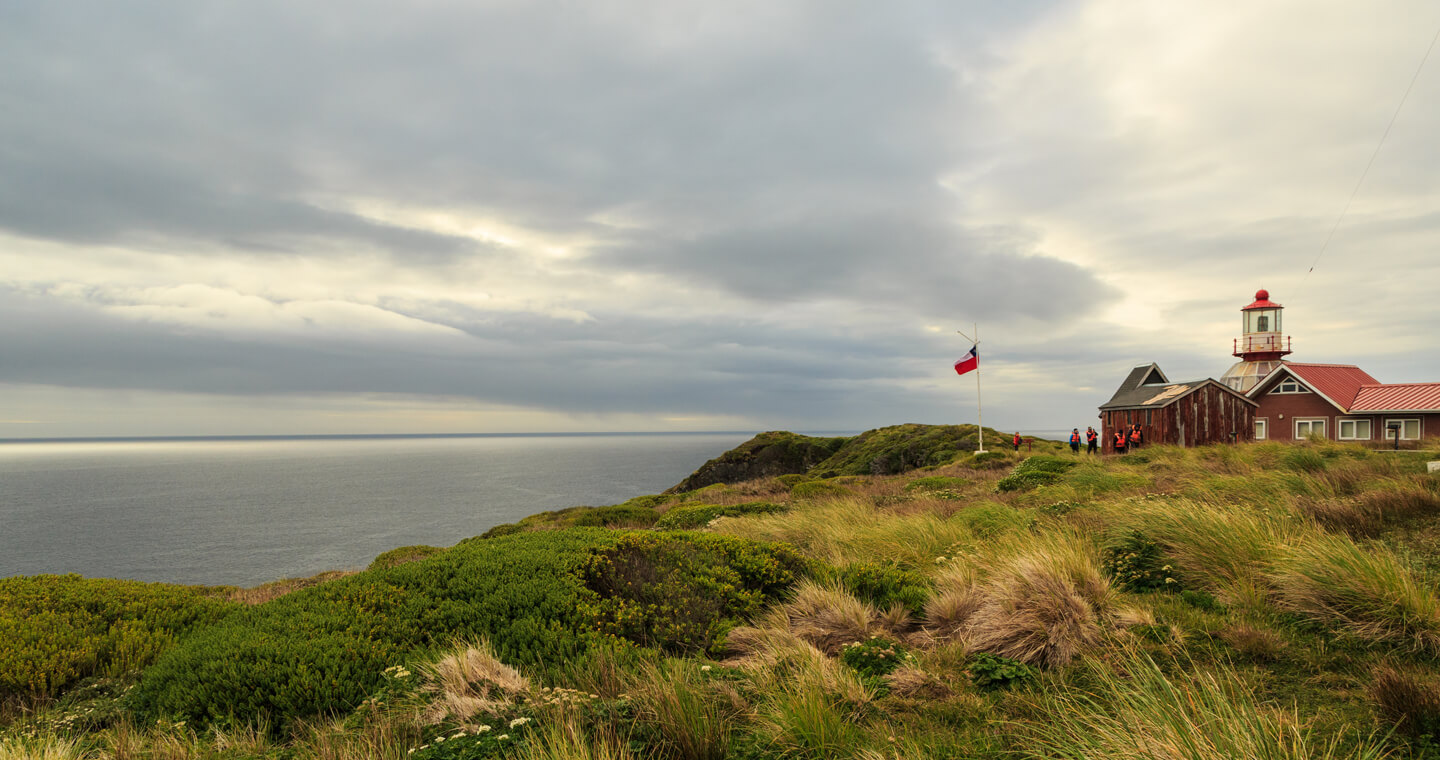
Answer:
[
  {"left": 903, "top": 476, "right": 970, "bottom": 500},
  {"left": 791, "top": 480, "right": 848, "bottom": 499},
  {"left": 369, "top": 545, "right": 444, "bottom": 570},
  {"left": 968, "top": 652, "right": 1037, "bottom": 690},
  {"left": 1180, "top": 589, "right": 1225, "bottom": 613},
  {"left": 954, "top": 502, "right": 1035, "bottom": 538},
  {"left": 834, "top": 562, "right": 931, "bottom": 615},
  {"left": 567, "top": 504, "right": 660, "bottom": 528},
  {"left": 1040, "top": 501, "right": 1085, "bottom": 516},
  {"left": 840, "top": 636, "right": 909, "bottom": 679},
  {"left": 411, "top": 717, "right": 536, "bottom": 758},
  {"left": 479, "top": 523, "right": 522, "bottom": 539},
  {"left": 132, "top": 529, "right": 621, "bottom": 733},
  {"left": 0, "top": 575, "right": 238, "bottom": 699},
  {"left": 577, "top": 532, "right": 809, "bottom": 655},
  {"left": 654, "top": 502, "right": 787, "bottom": 530},
  {"left": 776, "top": 473, "right": 810, "bottom": 488},
  {"left": 996, "top": 455, "right": 1077, "bottom": 492},
  {"left": 1102, "top": 530, "right": 1176, "bottom": 592}
]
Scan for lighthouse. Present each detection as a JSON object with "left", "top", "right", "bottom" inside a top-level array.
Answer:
[{"left": 1219, "top": 289, "right": 1292, "bottom": 393}]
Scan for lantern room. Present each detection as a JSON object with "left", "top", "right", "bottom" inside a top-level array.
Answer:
[{"left": 1220, "top": 289, "right": 1292, "bottom": 393}]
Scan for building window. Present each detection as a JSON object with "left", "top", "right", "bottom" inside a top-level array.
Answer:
[
  {"left": 1338, "top": 418, "right": 1372, "bottom": 440},
  {"left": 1255, "top": 419, "right": 1267, "bottom": 440},
  {"left": 1273, "top": 379, "right": 1309, "bottom": 394},
  {"left": 1295, "top": 418, "right": 1326, "bottom": 439},
  {"left": 1384, "top": 418, "right": 1422, "bottom": 441}
]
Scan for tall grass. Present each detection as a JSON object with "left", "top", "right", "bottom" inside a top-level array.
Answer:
[
  {"left": 0, "top": 736, "right": 90, "bottom": 760},
  {"left": 715, "top": 496, "right": 978, "bottom": 568},
  {"left": 1270, "top": 532, "right": 1440, "bottom": 653},
  {"left": 622, "top": 659, "right": 743, "bottom": 760},
  {"left": 1012, "top": 653, "right": 1390, "bottom": 760}
]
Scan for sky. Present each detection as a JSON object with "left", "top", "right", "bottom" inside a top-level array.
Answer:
[{"left": 2, "top": 0, "right": 1439, "bottom": 438}]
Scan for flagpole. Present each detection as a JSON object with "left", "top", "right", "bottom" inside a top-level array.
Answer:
[
  {"left": 956, "top": 326, "right": 986, "bottom": 454},
  {"left": 973, "top": 322, "right": 985, "bottom": 453}
]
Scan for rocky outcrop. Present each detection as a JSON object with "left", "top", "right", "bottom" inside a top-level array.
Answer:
[{"left": 667, "top": 431, "right": 849, "bottom": 493}]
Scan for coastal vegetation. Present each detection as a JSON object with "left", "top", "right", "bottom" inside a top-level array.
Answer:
[{"left": 4, "top": 425, "right": 1440, "bottom": 759}]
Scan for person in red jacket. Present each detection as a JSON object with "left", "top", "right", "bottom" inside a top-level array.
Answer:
[
  {"left": 1085, "top": 427, "right": 1098, "bottom": 455},
  {"left": 1130, "top": 425, "right": 1143, "bottom": 449},
  {"left": 1113, "top": 430, "right": 1127, "bottom": 454},
  {"left": 1013, "top": 432, "right": 1022, "bottom": 452},
  {"left": 1069, "top": 429, "right": 1082, "bottom": 454}
]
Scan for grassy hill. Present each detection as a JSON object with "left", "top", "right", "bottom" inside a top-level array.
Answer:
[{"left": 4, "top": 430, "right": 1440, "bottom": 759}]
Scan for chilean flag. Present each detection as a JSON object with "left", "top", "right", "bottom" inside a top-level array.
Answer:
[{"left": 953, "top": 345, "right": 979, "bottom": 376}]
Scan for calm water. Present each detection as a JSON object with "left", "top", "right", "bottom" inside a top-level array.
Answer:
[{"left": 0, "top": 434, "right": 750, "bottom": 587}]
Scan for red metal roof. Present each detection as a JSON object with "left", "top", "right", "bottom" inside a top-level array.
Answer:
[
  {"left": 1242, "top": 288, "right": 1282, "bottom": 311},
  {"left": 1351, "top": 383, "right": 1440, "bottom": 413},
  {"left": 1280, "top": 362, "right": 1381, "bottom": 412}
]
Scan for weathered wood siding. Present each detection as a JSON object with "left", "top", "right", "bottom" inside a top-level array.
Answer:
[{"left": 1103, "top": 384, "right": 1256, "bottom": 449}]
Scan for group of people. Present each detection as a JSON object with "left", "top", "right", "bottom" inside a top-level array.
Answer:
[{"left": 1063, "top": 425, "right": 1143, "bottom": 454}]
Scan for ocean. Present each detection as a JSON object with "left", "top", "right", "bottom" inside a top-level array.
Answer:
[{"left": 0, "top": 433, "right": 752, "bottom": 587}]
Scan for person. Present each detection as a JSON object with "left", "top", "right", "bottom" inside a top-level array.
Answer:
[
  {"left": 1069, "top": 428, "right": 1081, "bottom": 454},
  {"left": 1130, "top": 425, "right": 1143, "bottom": 450},
  {"left": 1013, "top": 432, "right": 1022, "bottom": 452},
  {"left": 1113, "top": 430, "right": 1127, "bottom": 454},
  {"left": 1085, "top": 426, "right": 1098, "bottom": 455}
]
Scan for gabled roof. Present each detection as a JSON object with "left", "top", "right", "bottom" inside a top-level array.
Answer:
[
  {"left": 1101, "top": 364, "right": 1257, "bottom": 411},
  {"left": 1251, "top": 362, "right": 1380, "bottom": 413},
  {"left": 1351, "top": 383, "right": 1440, "bottom": 413}
]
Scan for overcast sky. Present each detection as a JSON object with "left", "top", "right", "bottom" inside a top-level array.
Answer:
[{"left": 2, "top": 0, "right": 1438, "bottom": 438}]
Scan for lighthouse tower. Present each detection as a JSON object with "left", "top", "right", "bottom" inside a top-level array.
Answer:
[{"left": 1220, "top": 289, "right": 1292, "bottom": 393}]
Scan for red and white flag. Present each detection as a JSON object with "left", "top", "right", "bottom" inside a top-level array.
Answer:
[{"left": 953, "top": 345, "right": 978, "bottom": 376}]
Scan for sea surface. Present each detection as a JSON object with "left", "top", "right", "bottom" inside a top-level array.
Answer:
[{"left": 0, "top": 433, "right": 753, "bottom": 587}]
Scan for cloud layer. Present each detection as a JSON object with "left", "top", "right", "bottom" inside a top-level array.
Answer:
[{"left": 2, "top": 0, "right": 1437, "bottom": 436}]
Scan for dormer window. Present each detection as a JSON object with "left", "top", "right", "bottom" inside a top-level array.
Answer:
[{"left": 1272, "top": 379, "right": 1308, "bottom": 394}]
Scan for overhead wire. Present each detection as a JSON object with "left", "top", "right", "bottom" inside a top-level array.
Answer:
[{"left": 1300, "top": 20, "right": 1440, "bottom": 287}]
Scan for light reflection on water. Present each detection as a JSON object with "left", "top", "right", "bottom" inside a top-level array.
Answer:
[{"left": 0, "top": 434, "right": 750, "bottom": 587}]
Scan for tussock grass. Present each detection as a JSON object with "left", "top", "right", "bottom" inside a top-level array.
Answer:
[
  {"left": 520, "top": 714, "right": 636, "bottom": 760},
  {"left": 778, "top": 580, "right": 880, "bottom": 655},
  {"left": 1270, "top": 533, "right": 1440, "bottom": 653},
  {"left": 420, "top": 639, "right": 530, "bottom": 726},
  {"left": 1368, "top": 664, "right": 1440, "bottom": 740},
  {"left": 1013, "top": 653, "right": 1390, "bottom": 760},
  {"left": 622, "top": 659, "right": 743, "bottom": 760},
  {"left": 962, "top": 533, "right": 1115, "bottom": 667},
  {"left": 0, "top": 736, "right": 90, "bottom": 760}
]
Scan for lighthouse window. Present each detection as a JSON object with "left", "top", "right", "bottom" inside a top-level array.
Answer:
[{"left": 1256, "top": 315, "right": 1269, "bottom": 332}]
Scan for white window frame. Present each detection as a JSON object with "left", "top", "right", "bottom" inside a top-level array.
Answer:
[
  {"left": 1337, "top": 418, "right": 1372, "bottom": 441},
  {"left": 1254, "top": 418, "right": 1268, "bottom": 440},
  {"left": 1272, "top": 379, "right": 1310, "bottom": 394},
  {"left": 1294, "top": 418, "right": 1327, "bottom": 439},
  {"left": 1384, "top": 418, "right": 1422, "bottom": 441}
]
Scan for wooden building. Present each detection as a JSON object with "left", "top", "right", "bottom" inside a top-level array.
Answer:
[{"left": 1099, "top": 363, "right": 1258, "bottom": 450}]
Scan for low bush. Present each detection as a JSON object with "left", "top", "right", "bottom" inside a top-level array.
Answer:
[
  {"left": 654, "top": 502, "right": 787, "bottom": 530},
  {"left": 132, "top": 529, "right": 622, "bottom": 733},
  {"left": 834, "top": 562, "right": 931, "bottom": 616},
  {"left": 840, "top": 637, "right": 910, "bottom": 679},
  {"left": 0, "top": 575, "right": 238, "bottom": 699},
  {"left": 996, "top": 455, "right": 1077, "bottom": 493},
  {"left": 967, "top": 652, "right": 1036, "bottom": 690},
  {"left": 369, "top": 545, "right": 444, "bottom": 570},
  {"left": 1180, "top": 589, "right": 1225, "bottom": 613},
  {"left": 567, "top": 504, "right": 660, "bottom": 528},
  {"left": 577, "top": 532, "right": 809, "bottom": 655},
  {"left": 790, "top": 480, "right": 849, "bottom": 499},
  {"left": 954, "top": 502, "right": 1035, "bottom": 539},
  {"left": 1101, "top": 530, "right": 1176, "bottom": 592}
]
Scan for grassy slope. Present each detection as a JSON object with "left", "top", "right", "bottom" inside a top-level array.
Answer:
[{"left": 5, "top": 433, "right": 1440, "bottom": 759}]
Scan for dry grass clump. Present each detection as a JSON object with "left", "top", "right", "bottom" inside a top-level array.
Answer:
[
  {"left": 723, "top": 625, "right": 873, "bottom": 706},
  {"left": 778, "top": 581, "right": 880, "bottom": 655},
  {"left": 884, "top": 665, "right": 953, "bottom": 700},
  {"left": 922, "top": 534, "right": 1114, "bottom": 668},
  {"left": 1218, "top": 624, "right": 1286, "bottom": 663},
  {"left": 1360, "top": 485, "right": 1440, "bottom": 522},
  {"left": 1368, "top": 664, "right": 1440, "bottom": 740},
  {"left": 1270, "top": 532, "right": 1440, "bottom": 653},
  {"left": 419, "top": 640, "right": 530, "bottom": 726},
  {"left": 1015, "top": 653, "right": 1389, "bottom": 760},
  {"left": 0, "top": 736, "right": 91, "bottom": 760},
  {"left": 1297, "top": 497, "right": 1381, "bottom": 537}
]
